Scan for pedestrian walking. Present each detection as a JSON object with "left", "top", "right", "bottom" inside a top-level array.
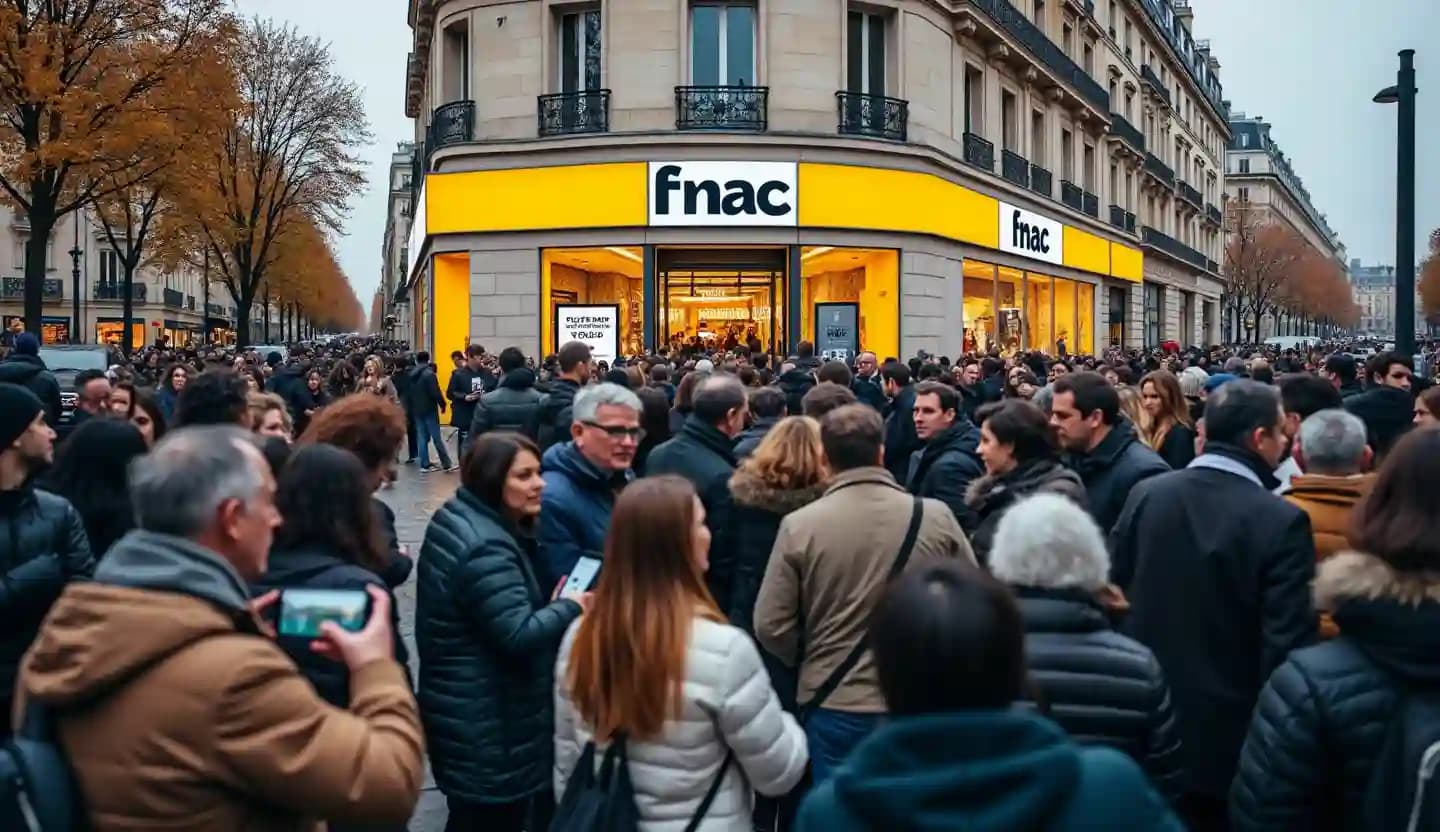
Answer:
[{"left": 404, "top": 351, "right": 455, "bottom": 472}]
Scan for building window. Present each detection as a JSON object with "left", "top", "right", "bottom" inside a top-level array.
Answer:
[
  {"left": 691, "top": 3, "right": 756, "bottom": 86},
  {"left": 1031, "top": 110, "right": 1045, "bottom": 164},
  {"left": 99, "top": 250, "right": 121, "bottom": 286},
  {"left": 1124, "top": 20, "right": 1132, "bottom": 61},
  {"left": 1062, "top": 23, "right": 1073, "bottom": 58},
  {"left": 1001, "top": 89, "right": 1018, "bottom": 150},
  {"left": 1238, "top": 186, "right": 1249, "bottom": 202},
  {"left": 557, "top": 9, "right": 602, "bottom": 93},
  {"left": 1238, "top": 158, "right": 1250, "bottom": 174},
  {"left": 846, "top": 10, "right": 886, "bottom": 95},
  {"left": 1145, "top": 283, "right": 1162, "bottom": 346},
  {"left": 1033, "top": 0, "right": 1045, "bottom": 28},
  {"left": 964, "top": 65, "right": 983, "bottom": 133},
  {"left": 1109, "top": 163, "right": 1119, "bottom": 205},
  {"left": 1082, "top": 42, "right": 1094, "bottom": 75},
  {"left": 441, "top": 20, "right": 469, "bottom": 102},
  {"left": 1239, "top": 133, "right": 1250, "bottom": 148},
  {"left": 1124, "top": 90, "right": 1133, "bottom": 120},
  {"left": 1083, "top": 142, "right": 1095, "bottom": 189},
  {"left": 1061, "top": 128, "right": 1074, "bottom": 180}
]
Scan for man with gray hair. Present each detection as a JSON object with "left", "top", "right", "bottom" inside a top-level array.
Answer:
[
  {"left": 538, "top": 382, "right": 643, "bottom": 590},
  {"left": 16, "top": 426, "right": 425, "bottom": 829}
]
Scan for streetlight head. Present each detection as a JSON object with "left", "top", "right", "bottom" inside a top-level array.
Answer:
[{"left": 1374, "top": 85, "right": 1400, "bottom": 104}]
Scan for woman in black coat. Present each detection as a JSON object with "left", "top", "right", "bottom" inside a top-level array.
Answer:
[
  {"left": 417, "top": 432, "right": 585, "bottom": 832},
  {"left": 1231, "top": 430, "right": 1440, "bottom": 832},
  {"left": 988, "top": 491, "right": 1186, "bottom": 805},
  {"left": 966, "top": 399, "right": 1086, "bottom": 565},
  {"left": 1138, "top": 370, "right": 1196, "bottom": 470},
  {"left": 39, "top": 418, "right": 147, "bottom": 558},
  {"left": 291, "top": 369, "right": 331, "bottom": 436}
]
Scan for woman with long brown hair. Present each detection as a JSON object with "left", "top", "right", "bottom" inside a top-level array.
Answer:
[
  {"left": 356, "top": 354, "right": 399, "bottom": 402},
  {"left": 555, "top": 476, "right": 808, "bottom": 831},
  {"left": 1138, "top": 370, "right": 1196, "bottom": 469}
]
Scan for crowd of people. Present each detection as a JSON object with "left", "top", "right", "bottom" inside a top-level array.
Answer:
[{"left": 2, "top": 326, "right": 1440, "bottom": 832}]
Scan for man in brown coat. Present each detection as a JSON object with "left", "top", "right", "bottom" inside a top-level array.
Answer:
[
  {"left": 16, "top": 426, "right": 425, "bottom": 831},
  {"left": 1285, "top": 409, "right": 1374, "bottom": 638},
  {"left": 754, "top": 403, "right": 975, "bottom": 784}
]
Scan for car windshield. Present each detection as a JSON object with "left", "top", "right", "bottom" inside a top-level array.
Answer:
[{"left": 37, "top": 348, "right": 107, "bottom": 373}]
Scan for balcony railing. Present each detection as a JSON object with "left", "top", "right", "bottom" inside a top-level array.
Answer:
[
  {"left": 1140, "top": 64, "right": 1171, "bottom": 106},
  {"left": 963, "top": 132, "right": 995, "bottom": 171},
  {"left": 1179, "top": 181, "right": 1203, "bottom": 208},
  {"left": 1108, "top": 112, "right": 1145, "bottom": 151},
  {"left": 428, "top": 100, "right": 474, "bottom": 149},
  {"left": 1082, "top": 191, "right": 1100, "bottom": 218},
  {"left": 163, "top": 288, "right": 184, "bottom": 308},
  {"left": 1144, "top": 152, "right": 1175, "bottom": 186},
  {"left": 1001, "top": 149, "right": 1030, "bottom": 188},
  {"left": 836, "top": 91, "right": 908, "bottom": 142},
  {"left": 968, "top": 0, "right": 1109, "bottom": 113},
  {"left": 1060, "top": 180, "right": 1083, "bottom": 211},
  {"left": 2, "top": 277, "right": 62, "bottom": 300},
  {"left": 1125, "top": 210, "right": 1137, "bottom": 233},
  {"left": 675, "top": 86, "right": 768, "bottom": 131},
  {"left": 93, "top": 281, "right": 146, "bottom": 302},
  {"left": 538, "top": 89, "right": 610, "bottom": 136},
  {"left": 1109, "top": 204, "right": 1126, "bottom": 228},
  {"left": 186, "top": 295, "right": 196, "bottom": 311},
  {"left": 1205, "top": 203, "right": 1223, "bottom": 226},
  {"left": 1142, "top": 225, "right": 1207, "bottom": 270},
  {"left": 1029, "top": 163, "right": 1053, "bottom": 197},
  {"left": 206, "top": 302, "right": 227, "bottom": 317}
]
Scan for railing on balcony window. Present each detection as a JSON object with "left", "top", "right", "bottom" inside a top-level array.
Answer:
[
  {"left": 963, "top": 132, "right": 995, "bottom": 171},
  {"left": 1125, "top": 210, "right": 1137, "bottom": 233},
  {"left": 1179, "top": 181, "right": 1203, "bottom": 208},
  {"left": 163, "top": 288, "right": 184, "bottom": 308},
  {"left": 1029, "top": 163, "right": 1053, "bottom": 198},
  {"left": 1144, "top": 152, "right": 1175, "bottom": 186},
  {"left": 675, "top": 86, "right": 768, "bottom": 131},
  {"left": 1082, "top": 191, "right": 1100, "bottom": 217},
  {"left": 2, "top": 277, "right": 62, "bottom": 300},
  {"left": 1140, "top": 64, "right": 1171, "bottom": 106},
  {"left": 1001, "top": 150, "right": 1030, "bottom": 188},
  {"left": 1142, "top": 225, "right": 1208, "bottom": 270},
  {"left": 1109, "top": 204, "right": 1126, "bottom": 228},
  {"left": 428, "top": 100, "right": 475, "bottom": 149},
  {"left": 1060, "top": 180, "right": 1083, "bottom": 211},
  {"left": 968, "top": 0, "right": 1109, "bottom": 112},
  {"left": 1206, "top": 203, "right": 1223, "bottom": 226},
  {"left": 93, "top": 281, "right": 147, "bottom": 302},
  {"left": 836, "top": 92, "right": 908, "bottom": 142},
  {"left": 1108, "top": 112, "right": 1145, "bottom": 151},
  {"left": 538, "top": 89, "right": 610, "bottom": 136}
]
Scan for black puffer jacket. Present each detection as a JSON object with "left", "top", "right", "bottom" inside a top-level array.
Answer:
[
  {"left": 537, "top": 377, "right": 580, "bottom": 450},
  {"left": 965, "top": 458, "right": 1086, "bottom": 565},
  {"left": 416, "top": 487, "right": 582, "bottom": 803},
  {"left": 645, "top": 416, "right": 739, "bottom": 606},
  {"left": 1015, "top": 587, "right": 1186, "bottom": 803},
  {"left": 882, "top": 385, "right": 921, "bottom": 484},
  {"left": 0, "top": 355, "right": 61, "bottom": 427},
  {"left": 1064, "top": 420, "right": 1170, "bottom": 535},
  {"left": 0, "top": 485, "right": 94, "bottom": 730},
  {"left": 905, "top": 420, "right": 985, "bottom": 533},
  {"left": 776, "top": 369, "right": 815, "bottom": 415},
  {"left": 469, "top": 368, "right": 543, "bottom": 443},
  {"left": 1231, "top": 551, "right": 1440, "bottom": 832}
]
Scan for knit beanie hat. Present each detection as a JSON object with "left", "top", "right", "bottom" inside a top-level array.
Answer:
[
  {"left": 13, "top": 332, "right": 39, "bottom": 355},
  {"left": 0, "top": 383, "right": 44, "bottom": 447}
]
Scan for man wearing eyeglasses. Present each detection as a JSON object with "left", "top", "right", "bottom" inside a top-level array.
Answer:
[{"left": 536, "top": 382, "right": 642, "bottom": 591}]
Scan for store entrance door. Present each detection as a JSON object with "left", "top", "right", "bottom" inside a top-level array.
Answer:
[{"left": 657, "top": 248, "right": 787, "bottom": 357}]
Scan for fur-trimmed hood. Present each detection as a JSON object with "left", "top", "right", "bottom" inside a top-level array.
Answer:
[
  {"left": 965, "top": 458, "right": 1086, "bottom": 512},
  {"left": 728, "top": 468, "right": 827, "bottom": 515},
  {"left": 1316, "top": 551, "right": 1440, "bottom": 685},
  {"left": 1316, "top": 550, "right": 1440, "bottom": 609}
]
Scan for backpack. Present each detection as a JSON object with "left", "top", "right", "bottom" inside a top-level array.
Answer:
[
  {"left": 551, "top": 734, "right": 731, "bottom": 832},
  {"left": 0, "top": 702, "right": 86, "bottom": 832},
  {"left": 1361, "top": 688, "right": 1440, "bottom": 832}
]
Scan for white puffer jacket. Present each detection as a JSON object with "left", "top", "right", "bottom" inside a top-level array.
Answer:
[{"left": 553, "top": 616, "right": 808, "bottom": 831}]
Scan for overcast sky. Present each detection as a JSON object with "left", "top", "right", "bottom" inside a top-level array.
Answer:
[{"left": 232, "top": 0, "right": 1437, "bottom": 304}]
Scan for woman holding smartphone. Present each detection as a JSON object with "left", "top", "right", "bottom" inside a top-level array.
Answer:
[
  {"left": 418, "top": 432, "right": 587, "bottom": 832},
  {"left": 553, "top": 476, "right": 809, "bottom": 831}
]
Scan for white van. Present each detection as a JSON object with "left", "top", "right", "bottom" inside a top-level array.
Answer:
[{"left": 1264, "top": 336, "right": 1318, "bottom": 351}]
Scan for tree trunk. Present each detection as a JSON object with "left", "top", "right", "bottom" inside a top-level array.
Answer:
[
  {"left": 235, "top": 290, "right": 254, "bottom": 348},
  {"left": 22, "top": 213, "right": 56, "bottom": 335},
  {"left": 121, "top": 261, "right": 136, "bottom": 356}
]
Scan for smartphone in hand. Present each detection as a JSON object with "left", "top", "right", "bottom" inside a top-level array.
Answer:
[
  {"left": 559, "top": 557, "right": 602, "bottom": 600},
  {"left": 278, "top": 588, "right": 372, "bottom": 639}
]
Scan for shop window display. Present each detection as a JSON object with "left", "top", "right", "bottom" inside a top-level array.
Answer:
[
  {"left": 1025, "top": 272, "right": 1053, "bottom": 353},
  {"left": 799, "top": 247, "right": 898, "bottom": 360},
  {"left": 996, "top": 267, "right": 1024, "bottom": 354},
  {"left": 961, "top": 260, "right": 996, "bottom": 354},
  {"left": 542, "top": 248, "right": 643, "bottom": 357}
]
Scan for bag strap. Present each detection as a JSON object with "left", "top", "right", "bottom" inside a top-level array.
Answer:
[
  {"left": 801, "top": 497, "right": 925, "bottom": 718},
  {"left": 683, "top": 750, "right": 733, "bottom": 832}
]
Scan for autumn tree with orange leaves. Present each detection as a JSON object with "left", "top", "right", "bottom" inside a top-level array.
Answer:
[
  {"left": 262, "top": 217, "right": 365, "bottom": 336},
  {"left": 1223, "top": 201, "right": 1358, "bottom": 340},
  {"left": 0, "top": 0, "right": 234, "bottom": 334}
]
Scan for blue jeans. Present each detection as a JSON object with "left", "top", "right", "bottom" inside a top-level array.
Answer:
[
  {"left": 805, "top": 708, "right": 881, "bottom": 785},
  {"left": 415, "top": 411, "right": 452, "bottom": 469}
]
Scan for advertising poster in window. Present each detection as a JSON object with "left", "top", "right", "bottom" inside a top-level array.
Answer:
[
  {"left": 814, "top": 302, "right": 859, "bottom": 363},
  {"left": 555, "top": 304, "right": 620, "bottom": 366}
]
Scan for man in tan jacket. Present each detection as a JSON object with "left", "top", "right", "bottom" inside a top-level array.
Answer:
[
  {"left": 15, "top": 426, "right": 425, "bottom": 832},
  {"left": 754, "top": 403, "right": 975, "bottom": 784}
]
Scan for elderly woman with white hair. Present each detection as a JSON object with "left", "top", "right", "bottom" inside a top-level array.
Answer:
[{"left": 990, "top": 493, "right": 1186, "bottom": 804}]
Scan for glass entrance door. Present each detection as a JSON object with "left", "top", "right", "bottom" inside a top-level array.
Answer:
[{"left": 659, "top": 269, "right": 783, "bottom": 357}]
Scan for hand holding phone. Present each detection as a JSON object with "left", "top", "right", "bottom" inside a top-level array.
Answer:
[
  {"left": 279, "top": 588, "right": 372, "bottom": 639},
  {"left": 559, "top": 557, "right": 601, "bottom": 600},
  {"left": 310, "top": 586, "right": 395, "bottom": 670}
]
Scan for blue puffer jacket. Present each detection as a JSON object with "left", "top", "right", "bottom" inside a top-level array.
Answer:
[{"left": 537, "top": 442, "right": 631, "bottom": 591}]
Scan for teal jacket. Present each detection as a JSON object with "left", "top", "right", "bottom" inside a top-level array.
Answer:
[{"left": 797, "top": 710, "right": 1184, "bottom": 832}]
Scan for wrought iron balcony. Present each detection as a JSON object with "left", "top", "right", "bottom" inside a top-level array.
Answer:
[
  {"left": 963, "top": 132, "right": 995, "bottom": 171},
  {"left": 1144, "top": 152, "right": 1175, "bottom": 187},
  {"left": 93, "top": 281, "right": 146, "bottom": 302},
  {"left": 836, "top": 91, "right": 908, "bottom": 142},
  {"left": 1125, "top": 210, "right": 1136, "bottom": 233},
  {"left": 1061, "top": 180, "right": 1083, "bottom": 211},
  {"left": 163, "top": 288, "right": 184, "bottom": 308},
  {"left": 1140, "top": 64, "right": 1171, "bottom": 106},
  {"left": 538, "top": 89, "right": 610, "bottom": 137},
  {"left": 2, "top": 277, "right": 62, "bottom": 300},
  {"left": 1179, "top": 181, "right": 1203, "bottom": 209},
  {"left": 1001, "top": 150, "right": 1030, "bottom": 188},
  {"left": 1109, "top": 204, "right": 1126, "bottom": 228},
  {"left": 1029, "top": 163, "right": 1053, "bottom": 197},
  {"left": 1082, "top": 191, "right": 1099, "bottom": 218},
  {"left": 1142, "top": 226, "right": 1207, "bottom": 270},
  {"left": 675, "top": 86, "right": 768, "bottom": 131},
  {"left": 1108, "top": 112, "right": 1145, "bottom": 152},
  {"left": 1205, "top": 203, "right": 1223, "bottom": 226},
  {"left": 966, "top": 0, "right": 1109, "bottom": 113},
  {"left": 428, "top": 100, "right": 474, "bottom": 149}
]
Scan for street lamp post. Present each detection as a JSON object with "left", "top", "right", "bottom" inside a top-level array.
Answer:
[
  {"left": 68, "top": 245, "right": 83, "bottom": 344},
  {"left": 1374, "top": 49, "right": 1417, "bottom": 357}
]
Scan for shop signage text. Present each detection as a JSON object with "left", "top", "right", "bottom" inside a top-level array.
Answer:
[
  {"left": 815, "top": 302, "right": 860, "bottom": 363},
  {"left": 554, "top": 304, "right": 620, "bottom": 366},
  {"left": 648, "top": 162, "right": 797, "bottom": 227},
  {"left": 998, "top": 202, "right": 1064, "bottom": 266}
]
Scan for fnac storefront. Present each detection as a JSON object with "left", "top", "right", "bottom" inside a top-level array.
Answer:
[{"left": 414, "top": 158, "right": 1142, "bottom": 388}]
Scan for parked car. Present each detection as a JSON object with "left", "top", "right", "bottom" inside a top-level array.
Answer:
[{"left": 38, "top": 345, "right": 109, "bottom": 425}]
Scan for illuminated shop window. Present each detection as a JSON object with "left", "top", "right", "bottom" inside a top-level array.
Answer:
[{"left": 799, "top": 247, "right": 898, "bottom": 360}]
